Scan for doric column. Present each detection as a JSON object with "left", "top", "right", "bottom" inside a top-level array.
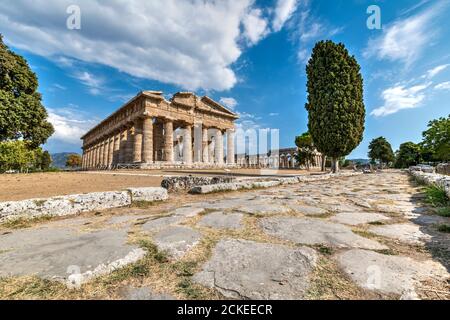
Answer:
[
  {"left": 153, "top": 121, "right": 164, "bottom": 161},
  {"left": 183, "top": 124, "right": 192, "bottom": 164},
  {"left": 113, "top": 132, "right": 120, "bottom": 165},
  {"left": 164, "top": 119, "right": 174, "bottom": 163},
  {"left": 108, "top": 136, "right": 114, "bottom": 167},
  {"left": 119, "top": 128, "right": 127, "bottom": 164},
  {"left": 202, "top": 127, "right": 209, "bottom": 163},
  {"left": 94, "top": 144, "right": 100, "bottom": 167},
  {"left": 133, "top": 120, "right": 143, "bottom": 163},
  {"left": 98, "top": 141, "right": 104, "bottom": 167},
  {"left": 88, "top": 148, "right": 93, "bottom": 168},
  {"left": 103, "top": 139, "right": 109, "bottom": 167},
  {"left": 126, "top": 126, "right": 134, "bottom": 164},
  {"left": 142, "top": 116, "right": 153, "bottom": 163},
  {"left": 227, "top": 129, "right": 235, "bottom": 164},
  {"left": 215, "top": 129, "right": 223, "bottom": 164}
]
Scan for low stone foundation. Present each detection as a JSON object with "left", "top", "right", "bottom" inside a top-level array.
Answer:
[
  {"left": 409, "top": 169, "right": 450, "bottom": 198},
  {"left": 0, "top": 187, "right": 168, "bottom": 223},
  {"left": 436, "top": 163, "right": 450, "bottom": 176},
  {"left": 189, "top": 172, "right": 362, "bottom": 194},
  {"left": 161, "top": 176, "right": 236, "bottom": 192}
]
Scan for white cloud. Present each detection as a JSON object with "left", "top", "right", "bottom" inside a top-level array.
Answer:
[
  {"left": 0, "top": 0, "right": 283, "bottom": 91},
  {"left": 371, "top": 83, "right": 431, "bottom": 117},
  {"left": 424, "top": 64, "right": 450, "bottom": 79},
  {"left": 272, "top": 0, "right": 298, "bottom": 32},
  {"left": 219, "top": 97, "right": 238, "bottom": 110},
  {"left": 364, "top": 5, "right": 441, "bottom": 66},
  {"left": 300, "top": 22, "right": 323, "bottom": 42},
  {"left": 72, "top": 71, "right": 104, "bottom": 95},
  {"left": 269, "top": 113, "right": 279, "bottom": 116},
  {"left": 47, "top": 107, "right": 97, "bottom": 144},
  {"left": 291, "top": 4, "right": 343, "bottom": 65},
  {"left": 242, "top": 9, "right": 269, "bottom": 45},
  {"left": 435, "top": 81, "right": 450, "bottom": 90}
]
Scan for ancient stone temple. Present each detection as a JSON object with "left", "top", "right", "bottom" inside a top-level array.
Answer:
[{"left": 81, "top": 91, "right": 239, "bottom": 169}]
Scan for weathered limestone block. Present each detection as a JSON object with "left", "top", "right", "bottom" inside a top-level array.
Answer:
[
  {"left": 410, "top": 170, "right": 450, "bottom": 198},
  {"left": 0, "top": 191, "right": 131, "bottom": 222},
  {"left": 436, "top": 163, "right": 450, "bottom": 175},
  {"left": 161, "top": 176, "right": 235, "bottom": 192},
  {"left": 127, "top": 187, "right": 168, "bottom": 202}
]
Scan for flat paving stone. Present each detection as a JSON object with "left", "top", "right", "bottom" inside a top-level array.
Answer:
[
  {"left": 288, "top": 205, "right": 328, "bottom": 216},
  {"left": 260, "top": 217, "right": 387, "bottom": 250},
  {"left": 0, "top": 226, "right": 142, "bottom": 281},
  {"left": 142, "top": 216, "right": 184, "bottom": 232},
  {"left": 198, "top": 212, "right": 243, "bottom": 230},
  {"left": 336, "top": 249, "right": 449, "bottom": 298},
  {"left": 170, "top": 207, "right": 206, "bottom": 217},
  {"left": 153, "top": 226, "right": 201, "bottom": 259},
  {"left": 193, "top": 239, "right": 317, "bottom": 299},
  {"left": 237, "top": 203, "right": 291, "bottom": 216},
  {"left": 330, "top": 212, "right": 390, "bottom": 226},
  {"left": 108, "top": 215, "right": 148, "bottom": 225},
  {"left": 369, "top": 223, "right": 432, "bottom": 244}
]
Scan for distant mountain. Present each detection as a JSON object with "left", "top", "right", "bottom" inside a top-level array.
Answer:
[
  {"left": 348, "top": 158, "right": 370, "bottom": 165},
  {"left": 51, "top": 152, "right": 80, "bottom": 168}
]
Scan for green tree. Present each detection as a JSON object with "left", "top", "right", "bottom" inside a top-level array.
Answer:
[
  {"left": 0, "top": 34, "right": 54, "bottom": 148},
  {"left": 420, "top": 115, "right": 449, "bottom": 162},
  {"left": 0, "top": 141, "right": 35, "bottom": 172},
  {"left": 305, "top": 40, "right": 365, "bottom": 172},
  {"left": 294, "top": 132, "right": 316, "bottom": 170},
  {"left": 66, "top": 154, "right": 82, "bottom": 168},
  {"left": 395, "top": 142, "right": 422, "bottom": 168},
  {"left": 41, "top": 151, "right": 52, "bottom": 170},
  {"left": 368, "top": 136, "right": 395, "bottom": 167}
]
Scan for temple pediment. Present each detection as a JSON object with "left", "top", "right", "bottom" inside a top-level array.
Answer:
[{"left": 199, "top": 96, "right": 237, "bottom": 118}]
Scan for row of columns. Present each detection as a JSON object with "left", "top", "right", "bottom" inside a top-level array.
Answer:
[{"left": 82, "top": 117, "right": 235, "bottom": 169}]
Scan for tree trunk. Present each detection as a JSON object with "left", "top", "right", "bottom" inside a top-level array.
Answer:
[
  {"left": 332, "top": 157, "right": 339, "bottom": 173},
  {"left": 321, "top": 156, "right": 326, "bottom": 172}
]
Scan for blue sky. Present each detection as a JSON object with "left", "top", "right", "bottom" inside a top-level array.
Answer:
[{"left": 1, "top": 0, "right": 449, "bottom": 158}]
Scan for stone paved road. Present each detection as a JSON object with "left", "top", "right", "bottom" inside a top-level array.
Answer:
[{"left": 0, "top": 171, "right": 449, "bottom": 299}]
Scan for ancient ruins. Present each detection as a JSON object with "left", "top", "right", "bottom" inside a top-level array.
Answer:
[
  {"left": 81, "top": 91, "right": 239, "bottom": 169},
  {"left": 81, "top": 90, "right": 323, "bottom": 170}
]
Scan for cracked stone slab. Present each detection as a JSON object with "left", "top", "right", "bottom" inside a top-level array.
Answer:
[
  {"left": 330, "top": 212, "right": 390, "bottom": 226},
  {"left": 291, "top": 205, "right": 328, "bottom": 216},
  {"left": 107, "top": 215, "right": 148, "bottom": 225},
  {"left": 260, "top": 217, "right": 387, "bottom": 250},
  {"left": 153, "top": 226, "right": 201, "bottom": 259},
  {"left": 142, "top": 216, "right": 184, "bottom": 232},
  {"left": 0, "top": 225, "right": 144, "bottom": 284},
  {"left": 237, "top": 202, "right": 291, "bottom": 216},
  {"left": 193, "top": 239, "right": 317, "bottom": 299},
  {"left": 170, "top": 206, "right": 206, "bottom": 217},
  {"left": 336, "top": 249, "right": 449, "bottom": 298},
  {"left": 198, "top": 212, "right": 244, "bottom": 230},
  {"left": 368, "top": 223, "right": 432, "bottom": 244}
]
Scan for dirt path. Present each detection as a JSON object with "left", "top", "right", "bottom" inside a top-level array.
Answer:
[
  {"left": 0, "top": 168, "right": 317, "bottom": 201},
  {"left": 0, "top": 171, "right": 448, "bottom": 300}
]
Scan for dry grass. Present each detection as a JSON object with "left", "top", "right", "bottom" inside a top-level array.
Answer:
[{"left": 305, "top": 255, "right": 394, "bottom": 300}]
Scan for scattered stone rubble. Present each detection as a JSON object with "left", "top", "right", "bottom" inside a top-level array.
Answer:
[
  {"left": 189, "top": 172, "right": 362, "bottom": 194},
  {"left": 409, "top": 169, "right": 450, "bottom": 198},
  {"left": 161, "top": 175, "right": 236, "bottom": 192}
]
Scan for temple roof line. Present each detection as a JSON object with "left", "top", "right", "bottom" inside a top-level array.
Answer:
[{"left": 81, "top": 90, "right": 238, "bottom": 139}]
